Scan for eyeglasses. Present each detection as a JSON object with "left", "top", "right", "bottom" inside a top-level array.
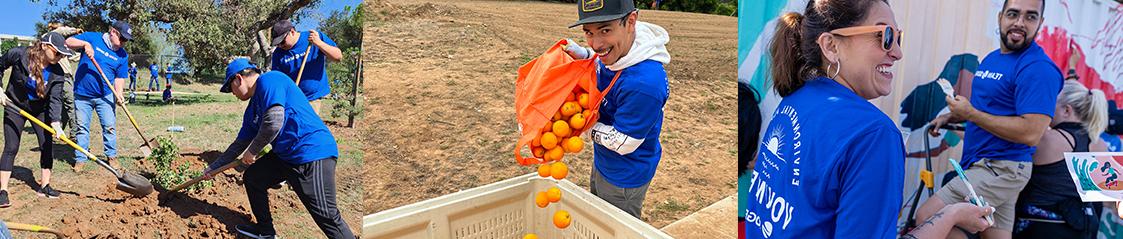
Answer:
[{"left": 830, "top": 25, "right": 902, "bottom": 51}]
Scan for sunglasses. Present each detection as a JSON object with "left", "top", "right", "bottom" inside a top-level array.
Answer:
[{"left": 829, "top": 25, "right": 902, "bottom": 51}]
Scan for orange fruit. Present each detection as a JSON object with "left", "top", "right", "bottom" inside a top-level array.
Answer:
[
  {"left": 566, "top": 91, "right": 576, "bottom": 101},
  {"left": 546, "top": 187, "right": 562, "bottom": 202},
  {"left": 561, "top": 102, "right": 582, "bottom": 117},
  {"left": 562, "top": 137, "right": 584, "bottom": 153},
  {"left": 553, "top": 111, "right": 562, "bottom": 121},
  {"left": 578, "top": 93, "right": 590, "bottom": 108},
  {"left": 582, "top": 109, "right": 592, "bottom": 118},
  {"left": 551, "top": 162, "right": 569, "bottom": 180},
  {"left": 524, "top": 234, "right": 538, "bottom": 239},
  {"left": 537, "top": 163, "right": 551, "bottom": 177},
  {"left": 542, "top": 122, "right": 552, "bottom": 133},
  {"left": 535, "top": 191, "right": 549, "bottom": 208},
  {"left": 552, "top": 120, "right": 572, "bottom": 138},
  {"left": 569, "top": 113, "right": 586, "bottom": 130},
  {"left": 553, "top": 210, "right": 572, "bottom": 229},
  {"left": 532, "top": 147, "right": 545, "bottom": 158},
  {"left": 532, "top": 136, "right": 542, "bottom": 147},
  {"left": 546, "top": 147, "right": 564, "bottom": 162},
  {"left": 541, "top": 132, "right": 559, "bottom": 150}
]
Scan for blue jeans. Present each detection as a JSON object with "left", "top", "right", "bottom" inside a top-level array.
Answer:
[
  {"left": 74, "top": 93, "right": 117, "bottom": 163},
  {"left": 148, "top": 76, "right": 158, "bottom": 90},
  {"left": 128, "top": 76, "right": 136, "bottom": 91}
]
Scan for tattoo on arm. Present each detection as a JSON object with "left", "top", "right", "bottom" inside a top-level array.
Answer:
[{"left": 903, "top": 211, "right": 945, "bottom": 239}]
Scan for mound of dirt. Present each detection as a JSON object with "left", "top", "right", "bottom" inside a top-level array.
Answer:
[{"left": 59, "top": 151, "right": 252, "bottom": 238}]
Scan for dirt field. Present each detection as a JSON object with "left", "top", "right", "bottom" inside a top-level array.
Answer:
[
  {"left": 0, "top": 79, "right": 364, "bottom": 238},
  {"left": 361, "top": 0, "right": 737, "bottom": 229}
]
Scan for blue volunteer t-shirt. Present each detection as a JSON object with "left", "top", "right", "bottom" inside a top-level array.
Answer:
[
  {"left": 25, "top": 69, "right": 49, "bottom": 100},
  {"left": 236, "top": 71, "right": 339, "bottom": 165},
  {"left": 128, "top": 66, "right": 137, "bottom": 78},
  {"left": 271, "top": 30, "right": 336, "bottom": 101},
  {"left": 150, "top": 64, "right": 158, "bottom": 77},
  {"left": 72, "top": 32, "right": 128, "bottom": 98},
  {"left": 745, "top": 77, "right": 904, "bottom": 239},
  {"left": 592, "top": 60, "right": 668, "bottom": 188},
  {"left": 961, "top": 42, "right": 1062, "bottom": 167},
  {"left": 166, "top": 66, "right": 173, "bottom": 79}
]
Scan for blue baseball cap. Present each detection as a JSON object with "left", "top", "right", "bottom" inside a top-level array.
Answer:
[
  {"left": 112, "top": 21, "right": 133, "bottom": 41},
  {"left": 221, "top": 58, "right": 259, "bottom": 93}
]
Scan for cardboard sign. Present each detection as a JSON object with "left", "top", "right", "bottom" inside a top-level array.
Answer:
[{"left": 1064, "top": 152, "right": 1123, "bottom": 202}]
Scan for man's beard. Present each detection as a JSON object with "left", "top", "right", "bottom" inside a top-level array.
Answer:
[{"left": 1000, "top": 28, "right": 1034, "bottom": 52}]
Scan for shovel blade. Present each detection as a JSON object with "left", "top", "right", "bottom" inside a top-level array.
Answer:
[
  {"left": 116, "top": 173, "right": 154, "bottom": 197},
  {"left": 139, "top": 144, "right": 153, "bottom": 158}
]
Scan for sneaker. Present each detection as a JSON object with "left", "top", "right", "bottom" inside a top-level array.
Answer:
[
  {"left": 235, "top": 224, "right": 277, "bottom": 239},
  {"left": 270, "top": 181, "right": 287, "bottom": 190},
  {"left": 37, "top": 184, "right": 60, "bottom": 198},
  {"left": 0, "top": 190, "right": 10, "bottom": 208}
]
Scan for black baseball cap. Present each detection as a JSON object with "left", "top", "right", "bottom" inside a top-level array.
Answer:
[
  {"left": 569, "top": 0, "right": 636, "bottom": 28},
  {"left": 271, "top": 20, "right": 295, "bottom": 47},
  {"left": 40, "top": 32, "right": 75, "bottom": 57},
  {"left": 112, "top": 21, "right": 133, "bottom": 41}
]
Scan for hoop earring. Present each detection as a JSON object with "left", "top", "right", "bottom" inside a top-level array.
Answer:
[{"left": 829, "top": 60, "right": 841, "bottom": 79}]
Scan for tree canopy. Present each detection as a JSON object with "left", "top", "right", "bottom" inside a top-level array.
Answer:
[{"left": 34, "top": 0, "right": 322, "bottom": 81}]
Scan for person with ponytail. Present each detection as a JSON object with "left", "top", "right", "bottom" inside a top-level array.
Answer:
[
  {"left": 0, "top": 32, "right": 75, "bottom": 207},
  {"left": 746, "top": 0, "right": 993, "bottom": 238},
  {"left": 1012, "top": 80, "right": 1109, "bottom": 239}
]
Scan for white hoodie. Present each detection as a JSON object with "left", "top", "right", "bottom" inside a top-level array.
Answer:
[
  {"left": 587, "top": 21, "right": 671, "bottom": 155},
  {"left": 606, "top": 21, "right": 671, "bottom": 71}
]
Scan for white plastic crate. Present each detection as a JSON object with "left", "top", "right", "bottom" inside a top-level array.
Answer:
[{"left": 362, "top": 173, "right": 673, "bottom": 239}]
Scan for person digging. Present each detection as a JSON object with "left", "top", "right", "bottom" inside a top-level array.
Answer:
[
  {"left": 202, "top": 59, "right": 353, "bottom": 238},
  {"left": 269, "top": 19, "right": 343, "bottom": 115},
  {"left": 0, "top": 32, "right": 75, "bottom": 207}
]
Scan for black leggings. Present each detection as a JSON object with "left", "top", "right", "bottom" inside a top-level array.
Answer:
[{"left": 0, "top": 102, "right": 53, "bottom": 171}]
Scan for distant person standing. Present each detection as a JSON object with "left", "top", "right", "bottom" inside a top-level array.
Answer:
[
  {"left": 650, "top": 0, "right": 662, "bottom": 9},
  {"left": 164, "top": 63, "right": 173, "bottom": 88},
  {"left": 269, "top": 19, "right": 343, "bottom": 115},
  {"left": 127, "top": 62, "right": 137, "bottom": 91},
  {"left": 147, "top": 62, "right": 158, "bottom": 92}
]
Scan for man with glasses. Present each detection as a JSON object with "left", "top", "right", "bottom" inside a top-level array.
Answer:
[
  {"left": 919, "top": 0, "right": 1063, "bottom": 238},
  {"left": 64, "top": 21, "right": 132, "bottom": 171}
]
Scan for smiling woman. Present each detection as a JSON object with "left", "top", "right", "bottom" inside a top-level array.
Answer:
[{"left": 743, "top": 0, "right": 995, "bottom": 238}]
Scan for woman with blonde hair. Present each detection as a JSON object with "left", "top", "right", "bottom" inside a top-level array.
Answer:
[{"left": 1013, "top": 80, "right": 1109, "bottom": 239}]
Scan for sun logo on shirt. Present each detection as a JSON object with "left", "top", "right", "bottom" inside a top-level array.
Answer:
[{"left": 764, "top": 128, "right": 785, "bottom": 162}]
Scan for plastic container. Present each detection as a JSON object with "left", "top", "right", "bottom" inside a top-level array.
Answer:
[{"left": 362, "top": 173, "right": 672, "bottom": 239}]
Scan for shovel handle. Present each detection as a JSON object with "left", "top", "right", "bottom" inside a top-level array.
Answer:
[
  {"left": 5, "top": 222, "right": 64, "bottom": 237},
  {"left": 12, "top": 105, "right": 124, "bottom": 176},
  {"left": 86, "top": 55, "right": 154, "bottom": 149},
  {"left": 294, "top": 36, "right": 314, "bottom": 86},
  {"left": 168, "top": 160, "right": 242, "bottom": 193},
  {"left": 12, "top": 105, "right": 100, "bottom": 161}
]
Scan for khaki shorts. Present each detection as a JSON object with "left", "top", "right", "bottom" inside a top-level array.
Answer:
[
  {"left": 310, "top": 99, "right": 322, "bottom": 116},
  {"left": 935, "top": 158, "right": 1032, "bottom": 231}
]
